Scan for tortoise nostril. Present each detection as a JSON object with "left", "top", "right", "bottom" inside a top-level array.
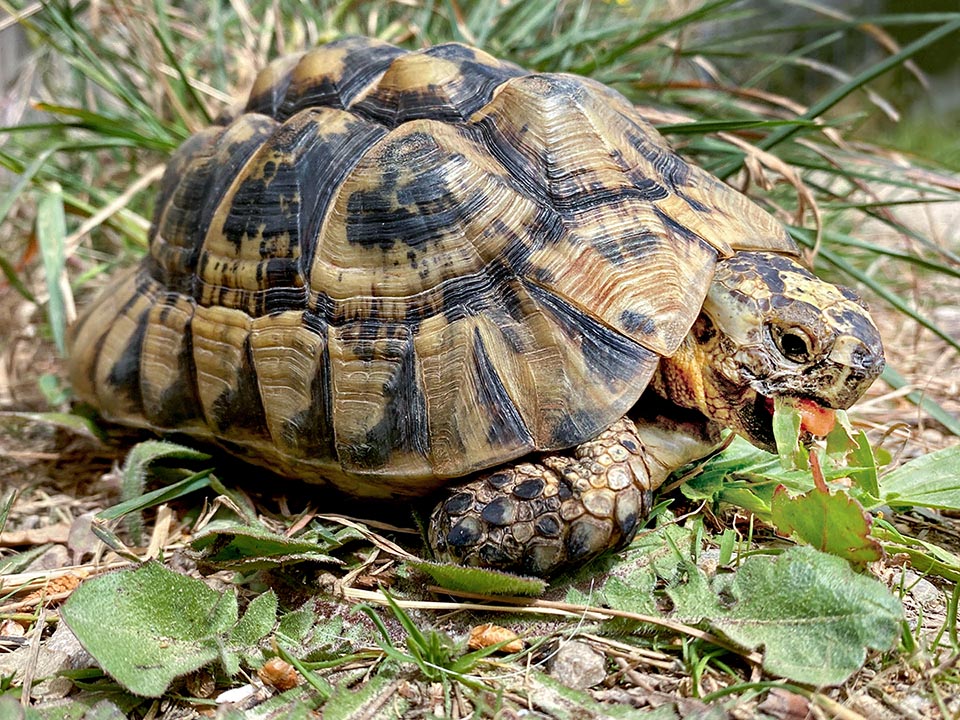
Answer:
[
  {"left": 849, "top": 346, "right": 885, "bottom": 381},
  {"left": 830, "top": 336, "right": 884, "bottom": 376}
]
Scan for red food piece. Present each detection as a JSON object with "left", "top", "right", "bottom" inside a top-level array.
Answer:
[{"left": 796, "top": 398, "right": 836, "bottom": 437}]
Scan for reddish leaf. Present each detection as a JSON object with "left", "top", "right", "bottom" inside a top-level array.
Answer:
[{"left": 771, "top": 478, "right": 882, "bottom": 566}]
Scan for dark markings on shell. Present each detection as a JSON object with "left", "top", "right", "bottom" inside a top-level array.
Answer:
[
  {"left": 301, "top": 117, "right": 388, "bottom": 272},
  {"left": 278, "top": 312, "right": 336, "bottom": 458},
  {"left": 344, "top": 136, "right": 480, "bottom": 252},
  {"left": 149, "top": 131, "right": 219, "bottom": 286},
  {"left": 435, "top": 258, "right": 518, "bottom": 325},
  {"left": 619, "top": 310, "right": 657, "bottom": 336},
  {"left": 625, "top": 127, "right": 690, "bottom": 191},
  {"left": 150, "top": 116, "right": 280, "bottom": 294},
  {"left": 523, "top": 280, "right": 652, "bottom": 391},
  {"left": 471, "top": 328, "right": 534, "bottom": 449},
  {"left": 105, "top": 309, "right": 149, "bottom": 415},
  {"left": 209, "top": 336, "right": 268, "bottom": 436},
  {"left": 213, "top": 109, "right": 387, "bottom": 313},
  {"left": 252, "top": 37, "right": 405, "bottom": 120},
  {"left": 144, "top": 303, "right": 204, "bottom": 428},
  {"left": 549, "top": 180, "right": 670, "bottom": 215},
  {"left": 473, "top": 116, "right": 553, "bottom": 209},
  {"left": 340, "top": 333, "right": 430, "bottom": 469},
  {"left": 678, "top": 192, "right": 710, "bottom": 214},
  {"left": 548, "top": 409, "right": 603, "bottom": 448},
  {"left": 219, "top": 115, "right": 313, "bottom": 250},
  {"left": 652, "top": 206, "right": 704, "bottom": 246},
  {"left": 352, "top": 43, "right": 525, "bottom": 126},
  {"left": 245, "top": 68, "right": 295, "bottom": 119}
]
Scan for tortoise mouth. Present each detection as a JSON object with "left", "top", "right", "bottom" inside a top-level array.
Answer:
[
  {"left": 737, "top": 393, "right": 778, "bottom": 452},
  {"left": 741, "top": 393, "right": 837, "bottom": 453}
]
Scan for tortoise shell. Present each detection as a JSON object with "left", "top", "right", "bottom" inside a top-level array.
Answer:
[{"left": 69, "top": 37, "right": 796, "bottom": 498}]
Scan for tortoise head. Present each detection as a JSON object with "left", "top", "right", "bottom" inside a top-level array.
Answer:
[{"left": 656, "top": 251, "right": 884, "bottom": 451}]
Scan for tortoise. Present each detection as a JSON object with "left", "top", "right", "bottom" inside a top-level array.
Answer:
[{"left": 68, "top": 37, "right": 884, "bottom": 576}]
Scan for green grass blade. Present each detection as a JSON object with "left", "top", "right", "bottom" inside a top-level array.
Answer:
[
  {"left": 791, "top": 227, "right": 960, "bottom": 281},
  {"left": 572, "top": 0, "right": 742, "bottom": 76},
  {"left": 0, "top": 254, "right": 36, "bottom": 303},
  {"left": 33, "top": 103, "right": 179, "bottom": 151},
  {"left": 151, "top": 0, "right": 212, "bottom": 126},
  {"left": 36, "top": 183, "right": 68, "bottom": 356},
  {"left": 659, "top": 118, "right": 820, "bottom": 135},
  {"left": 880, "top": 366, "right": 960, "bottom": 438},
  {"left": 714, "top": 15, "right": 960, "bottom": 178}
]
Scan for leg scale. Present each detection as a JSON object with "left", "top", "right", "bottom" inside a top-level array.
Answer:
[{"left": 428, "top": 417, "right": 653, "bottom": 576}]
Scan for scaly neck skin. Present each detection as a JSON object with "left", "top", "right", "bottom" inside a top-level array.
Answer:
[
  {"left": 630, "top": 343, "right": 724, "bottom": 490},
  {"left": 649, "top": 330, "right": 712, "bottom": 419}
]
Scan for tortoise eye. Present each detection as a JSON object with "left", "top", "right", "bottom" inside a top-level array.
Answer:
[{"left": 772, "top": 326, "right": 813, "bottom": 363}]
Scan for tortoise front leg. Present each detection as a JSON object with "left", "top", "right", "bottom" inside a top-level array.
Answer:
[{"left": 428, "top": 418, "right": 654, "bottom": 576}]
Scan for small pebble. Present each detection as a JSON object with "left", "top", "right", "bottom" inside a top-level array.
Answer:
[{"left": 548, "top": 640, "right": 606, "bottom": 690}]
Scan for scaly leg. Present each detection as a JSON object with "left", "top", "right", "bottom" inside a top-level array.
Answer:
[{"left": 428, "top": 417, "right": 654, "bottom": 576}]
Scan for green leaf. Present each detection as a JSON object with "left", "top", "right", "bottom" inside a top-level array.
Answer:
[
  {"left": 670, "top": 547, "right": 902, "bottom": 685},
  {"left": 321, "top": 670, "right": 404, "bottom": 720},
  {"left": 276, "top": 600, "right": 322, "bottom": 646},
  {"left": 596, "top": 570, "right": 659, "bottom": 617},
  {"left": 96, "top": 470, "right": 213, "bottom": 522},
  {"left": 77, "top": 700, "right": 129, "bottom": 720},
  {"left": 846, "top": 431, "right": 881, "bottom": 499},
  {"left": 191, "top": 522, "right": 340, "bottom": 572},
  {"left": 60, "top": 562, "right": 239, "bottom": 697},
  {"left": 872, "top": 520, "right": 960, "bottom": 583},
  {"left": 36, "top": 183, "right": 68, "bottom": 356},
  {"left": 772, "top": 398, "right": 805, "bottom": 470},
  {"left": 231, "top": 590, "right": 278, "bottom": 646},
  {"left": 408, "top": 560, "right": 547, "bottom": 596},
  {"left": 113, "top": 440, "right": 211, "bottom": 543},
  {"left": 770, "top": 483, "right": 882, "bottom": 565},
  {"left": 0, "top": 410, "right": 105, "bottom": 441},
  {"left": 878, "top": 446, "right": 960, "bottom": 512}
]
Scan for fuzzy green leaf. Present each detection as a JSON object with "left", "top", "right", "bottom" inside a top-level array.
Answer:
[
  {"left": 231, "top": 590, "right": 278, "bottom": 646},
  {"left": 321, "top": 670, "right": 405, "bottom": 720},
  {"left": 670, "top": 547, "right": 902, "bottom": 685},
  {"left": 846, "top": 432, "right": 881, "bottom": 499},
  {"left": 108, "top": 440, "right": 211, "bottom": 543},
  {"left": 0, "top": 411, "right": 105, "bottom": 441},
  {"left": 409, "top": 560, "right": 547, "bottom": 596},
  {"left": 191, "top": 522, "right": 340, "bottom": 571},
  {"left": 772, "top": 400, "right": 803, "bottom": 469},
  {"left": 61, "top": 562, "right": 240, "bottom": 697}
]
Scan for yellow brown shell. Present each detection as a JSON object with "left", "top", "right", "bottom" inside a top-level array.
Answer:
[{"left": 69, "top": 37, "right": 797, "bottom": 498}]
